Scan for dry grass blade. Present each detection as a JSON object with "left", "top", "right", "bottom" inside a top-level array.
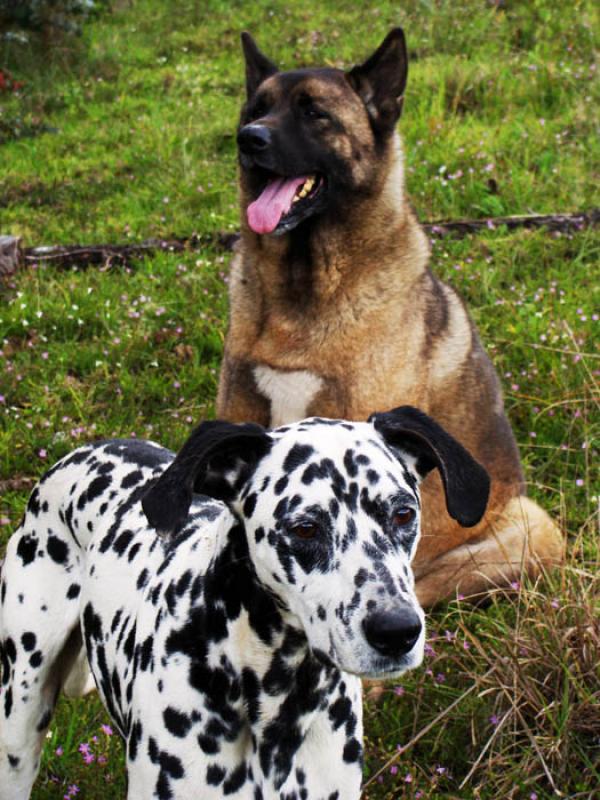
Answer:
[{"left": 362, "top": 668, "right": 495, "bottom": 789}]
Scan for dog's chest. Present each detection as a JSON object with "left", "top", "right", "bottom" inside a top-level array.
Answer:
[{"left": 253, "top": 365, "right": 324, "bottom": 427}]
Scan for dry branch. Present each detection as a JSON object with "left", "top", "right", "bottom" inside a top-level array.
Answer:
[{"left": 2, "top": 209, "right": 597, "bottom": 274}]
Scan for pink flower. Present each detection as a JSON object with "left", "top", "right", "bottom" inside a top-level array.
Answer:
[
  {"left": 101, "top": 724, "right": 113, "bottom": 736},
  {"left": 55, "top": 746, "right": 63, "bottom": 756}
]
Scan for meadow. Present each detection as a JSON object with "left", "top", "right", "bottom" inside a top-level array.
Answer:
[{"left": 0, "top": 1, "right": 598, "bottom": 797}]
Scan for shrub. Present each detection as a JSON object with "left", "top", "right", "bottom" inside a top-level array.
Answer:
[{"left": 0, "top": 0, "right": 108, "bottom": 35}]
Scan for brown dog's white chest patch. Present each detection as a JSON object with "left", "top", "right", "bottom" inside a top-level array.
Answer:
[{"left": 253, "top": 365, "right": 324, "bottom": 427}]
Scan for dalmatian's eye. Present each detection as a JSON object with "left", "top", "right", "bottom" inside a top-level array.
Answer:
[
  {"left": 392, "top": 507, "right": 415, "bottom": 527},
  {"left": 291, "top": 523, "right": 320, "bottom": 540}
]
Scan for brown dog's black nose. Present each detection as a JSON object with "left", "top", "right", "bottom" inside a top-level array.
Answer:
[
  {"left": 238, "top": 124, "right": 272, "bottom": 155},
  {"left": 362, "top": 608, "right": 422, "bottom": 658}
]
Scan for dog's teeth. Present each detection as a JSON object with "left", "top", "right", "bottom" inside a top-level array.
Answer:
[{"left": 293, "top": 176, "right": 316, "bottom": 203}]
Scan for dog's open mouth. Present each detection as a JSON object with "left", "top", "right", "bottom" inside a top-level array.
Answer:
[{"left": 247, "top": 173, "right": 325, "bottom": 235}]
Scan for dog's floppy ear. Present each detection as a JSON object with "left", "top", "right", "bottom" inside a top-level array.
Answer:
[
  {"left": 142, "top": 421, "right": 271, "bottom": 537},
  {"left": 347, "top": 28, "right": 408, "bottom": 132},
  {"left": 241, "top": 32, "right": 278, "bottom": 98},
  {"left": 369, "top": 406, "right": 490, "bottom": 528}
]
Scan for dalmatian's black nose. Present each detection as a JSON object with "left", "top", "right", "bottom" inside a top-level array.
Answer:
[{"left": 362, "top": 608, "right": 422, "bottom": 658}]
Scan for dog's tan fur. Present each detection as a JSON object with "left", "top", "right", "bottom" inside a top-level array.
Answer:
[{"left": 217, "top": 32, "right": 564, "bottom": 606}]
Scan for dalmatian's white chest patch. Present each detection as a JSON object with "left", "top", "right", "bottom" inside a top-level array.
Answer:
[{"left": 253, "top": 365, "right": 324, "bottom": 427}]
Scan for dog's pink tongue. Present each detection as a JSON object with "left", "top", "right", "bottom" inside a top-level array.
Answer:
[{"left": 247, "top": 176, "right": 307, "bottom": 234}]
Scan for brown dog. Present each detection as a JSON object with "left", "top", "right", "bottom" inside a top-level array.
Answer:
[{"left": 216, "top": 29, "right": 564, "bottom": 606}]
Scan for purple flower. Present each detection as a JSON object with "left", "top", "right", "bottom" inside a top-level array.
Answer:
[{"left": 101, "top": 723, "right": 113, "bottom": 736}]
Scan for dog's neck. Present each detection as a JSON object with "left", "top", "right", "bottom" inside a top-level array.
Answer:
[
  {"left": 239, "top": 134, "right": 430, "bottom": 312},
  {"left": 198, "top": 522, "right": 346, "bottom": 790}
]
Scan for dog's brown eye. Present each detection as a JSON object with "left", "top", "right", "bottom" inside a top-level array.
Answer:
[
  {"left": 392, "top": 508, "right": 415, "bottom": 527},
  {"left": 291, "top": 523, "right": 319, "bottom": 540}
]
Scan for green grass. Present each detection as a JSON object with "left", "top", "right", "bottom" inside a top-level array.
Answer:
[{"left": 1, "top": 1, "right": 599, "bottom": 797}]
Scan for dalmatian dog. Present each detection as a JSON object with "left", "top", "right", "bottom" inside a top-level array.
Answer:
[{"left": 0, "top": 406, "right": 489, "bottom": 800}]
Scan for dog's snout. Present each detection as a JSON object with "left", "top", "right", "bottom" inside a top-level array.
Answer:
[
  {"left": 238, "top": 124, "right": 272, "bottom": 155},
  {"left": 362, "top": 608, "right": 422, "bottom": 658}
]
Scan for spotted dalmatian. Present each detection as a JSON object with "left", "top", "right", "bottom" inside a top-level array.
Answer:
[{"left": 0, "top": 406, "right": 489, "bottom": 800}]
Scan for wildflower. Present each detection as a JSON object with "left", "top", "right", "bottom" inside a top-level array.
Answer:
[
  {"left": 101, "top": 724, "right": 113, "bottom": 736},
  {"left": 393, "top": 686, "right": 405, "bottom": 696},
  {"left": 404, "top": 773, "right": 413, "bottom": 783},
  {"left": 390, "top": 765, "right": 398, "bottom": 775},
  {"left": 489, "top": 714, "right": 499, "bottom": 726},
  {"left": 576, "top": 479, "right": 584, "bottom": 487},
  {"left": 55, "top": 746, "right": 63, "bottom": 756}
]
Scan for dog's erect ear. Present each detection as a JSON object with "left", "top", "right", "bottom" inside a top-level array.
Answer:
[
  {"left": 142, "top": 421, "right": 271, "bottom": 537},
  {"left": 241, "top": 32, "right": 278, "bottom": 98},
  {"left": 347, "top": 28, "right": 408, "bottom": 132},
  {"left": 369, "top": 406, "right": 490, "bottom": 528}
]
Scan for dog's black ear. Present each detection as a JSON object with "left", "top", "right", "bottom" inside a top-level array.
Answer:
[
  {"left": 369, "top": 406, "right": 490, "bottom": 528},
  {"left": 347, "top": 28, "right": 408, "bottom": 132},
  {"left": 241, "top": 32, "right": 278, "bottom": 98},
  {"left": 142, "top": 421, "right": 271, "bottom": 537}
]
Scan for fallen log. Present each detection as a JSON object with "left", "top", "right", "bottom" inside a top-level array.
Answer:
[{"left": 2, "top": 209, "right": 597, "bottom": 273}]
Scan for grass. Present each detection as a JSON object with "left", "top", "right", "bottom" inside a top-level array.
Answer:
[{"left": 1, "top": 0, "right": 599, "bottom": 797}]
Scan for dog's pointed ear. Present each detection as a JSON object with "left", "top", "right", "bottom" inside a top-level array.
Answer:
[
  {"left": 142, "top": 421, "right": 271, "bottom": 537},
  {"left": 369, "top": 406, "right": 490, "bottom": 528},
  {"left": 241, "top": 32, "right": 278, "bottom": 98},
  {"left": 347, "top": 28, "right": 408, "bottom": 132}
]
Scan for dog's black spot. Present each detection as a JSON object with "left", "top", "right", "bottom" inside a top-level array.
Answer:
[
  {"left": 21, "top": 632, "right": 36, "bottom": 652},
  {"left": 129, "top": 719, "right": 143, "bottom": 761},
  {"left": 77, "top": 474, "right": 112, "bottom": 511},
  {"left": 136, "top": 569, "right": 149, "bottom": 590},
  {"left": 224, "top": 762, "right": 247, "bottom": 795},
  {"left": 243, "top": 492, "right": 258, "bottom": 517},
  {"left": 127, "top": 542, "right": 142, "bottom": 562},
  {"left": 343, "top": 737, "right": 362, "bottom": 763},
  {"left": 46, "top": 535, "right": 69, "bottom": 565},
  {"left": 3, "top": 686, "right": 13, "bottom": 718},
  {"left": 16, "top": 534, "right": 38, "bottom": 566},
  {"left": 274, "top": 475, "right": 289, "bottom": 495},
  {"left": 197, "top": 734, "right": 219, "bottom": 754},
  {"left": 242, "top": 667, "right": 261, "bottom": 724},
  {"left": 122, "top": 469, "right": 144, "bottom": 489},
  {"left": 207, "top": 764, "right": 226, "bottom": 785},
  {"left": 113, "top": 529, "right": 135, "bottom": 557},
  {"left": 8, "top": 754, "right": 20, "bottom": 768},
  {"left": 255, "top": 526, "right": 265, "bottom": 543},
  {"left": 283, "top": 444, "right": 315, "bottom": 473},
  {"left": 163, "top": 707, "right": 192, "bottom": 738},
  {"left": 26, "top": 488, "right": 41, "bottom": 517},
  {"left": 66, "top": 583, "right": 81, "bottom": 600},
  {"left": 29, "top": 651, "right": 43, "bottom": 669}
]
